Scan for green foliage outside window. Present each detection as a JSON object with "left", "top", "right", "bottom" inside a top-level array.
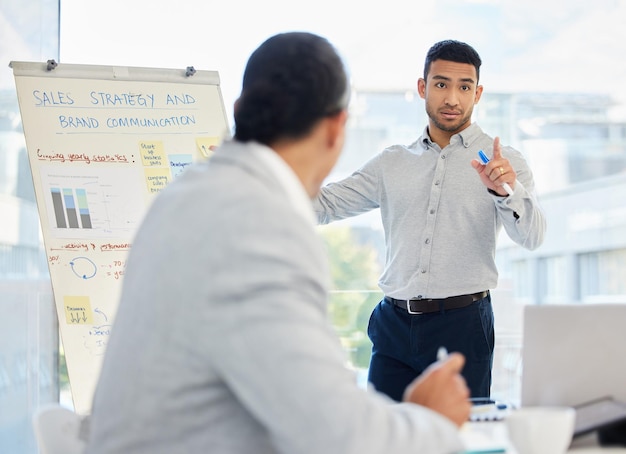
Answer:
[{"left": 318, "top": 225, "right": 383, "bottom": 370}]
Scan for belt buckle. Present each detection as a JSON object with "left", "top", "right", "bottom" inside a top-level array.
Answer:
[{"left": 406, "top": 300, "right": 424, "bottom": 315}]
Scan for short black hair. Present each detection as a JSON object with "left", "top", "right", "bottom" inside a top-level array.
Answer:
[
  {"left": 423, "top": 40, "right": 482, "bottom": 82},
  {"left": 234, "top": 32, "right": 349, "bottom": 145}
]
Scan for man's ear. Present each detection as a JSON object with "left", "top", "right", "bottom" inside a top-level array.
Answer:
[
  {"left": 474, "top": 85, "right": 483, "bottom": 104},
  {"left": 326, "top": 110, "right": 348, "bottom": 149},
  {"left": 417, "top": 78, "right": 426, "bottom": 99}
]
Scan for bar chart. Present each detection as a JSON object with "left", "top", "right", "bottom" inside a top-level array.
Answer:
[
  {"left": 50, "top": 187, "right": 94, "bottom": 229},
  {"left": 41, "top": 165, "right": 146, "bottom": 239}
]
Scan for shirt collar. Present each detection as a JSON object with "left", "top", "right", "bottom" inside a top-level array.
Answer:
[
  {"left": 249, "top": 142, "right": 316, "bottom": 227},
  {"left": 420, "top": 123, "right": 482, "bottom": 149}
]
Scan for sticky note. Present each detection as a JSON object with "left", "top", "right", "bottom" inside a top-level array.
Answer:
[{"left": 63, "top": 295, "right": 94, "bottom": 325}]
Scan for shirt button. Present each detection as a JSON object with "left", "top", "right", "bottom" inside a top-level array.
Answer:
[
  {"left": 425, "top": 238, "right": 430, "bottom": 244},
  {"left": 441, "top": 155, "right": 446, "bottom": 159},
  {"left": 421, "top": 269, "right": 427, "bottom": 273},
  {"left": 434, "top": 180, "right": 440, "bottom": 185},
  {"left": 430, "top": 209, "right": 435, "bottom": 214}
]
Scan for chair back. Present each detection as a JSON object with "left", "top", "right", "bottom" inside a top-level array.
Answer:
[{"left": 33, "top": 404, "right": 88, "bottom": 454}]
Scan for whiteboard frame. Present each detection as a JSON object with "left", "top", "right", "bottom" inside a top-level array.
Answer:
[{"left": 10, "top": 60, "right": 221, "bottom": 85}]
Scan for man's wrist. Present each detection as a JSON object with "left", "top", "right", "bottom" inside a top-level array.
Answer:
[{"left": 487, "top": 188, "right": 506, "bottom": 197}]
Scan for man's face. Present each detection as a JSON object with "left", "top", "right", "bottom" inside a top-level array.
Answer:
[{"left": 418, "top": 59, "right": 483, "bottom": 135}]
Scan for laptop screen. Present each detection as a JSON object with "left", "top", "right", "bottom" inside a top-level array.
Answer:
[{"left": 521, "top": 304, "right": 626, "bottom": 407}]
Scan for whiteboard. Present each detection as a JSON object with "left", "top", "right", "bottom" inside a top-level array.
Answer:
[{"left": 10, "top": 61, "right": 230, "bottom": 414}]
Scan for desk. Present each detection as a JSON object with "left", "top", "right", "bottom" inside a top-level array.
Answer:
[{"left": 464, "top": 421, "right": 626, "bottom": 453}]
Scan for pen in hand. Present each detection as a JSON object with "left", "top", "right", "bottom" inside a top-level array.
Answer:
[
  {"left": 477, "top": 150, "right": 514, "bottom": 196},
  {"left": 437, "top": 346, "right": 448, "bottom": 362}
]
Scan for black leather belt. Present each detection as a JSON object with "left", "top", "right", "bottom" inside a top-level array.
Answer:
[{"left": 384, "top": 291, "right": 488, "bottom": 314}]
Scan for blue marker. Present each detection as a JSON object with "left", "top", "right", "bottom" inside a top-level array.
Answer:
[{"left": 477, "top": 150, "right": 514, "bottom": 196}]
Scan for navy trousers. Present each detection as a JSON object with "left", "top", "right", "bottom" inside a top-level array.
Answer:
[{"left": 367, "top": 293, "right": 494, "bottom": 402}]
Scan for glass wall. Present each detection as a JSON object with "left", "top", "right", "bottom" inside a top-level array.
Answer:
[
  {"left": 0, "top": 0, "right": 60, "bottom": 452},
  {"left": 2, "top": 2, "right": 626, "bottom": 450},
  {"left": 58, "top": 0, "right": 626, "bottom": 406}
]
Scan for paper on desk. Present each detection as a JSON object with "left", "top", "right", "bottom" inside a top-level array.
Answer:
[{"left": 458, "top": 423, "right": 508, "bottom": 453}]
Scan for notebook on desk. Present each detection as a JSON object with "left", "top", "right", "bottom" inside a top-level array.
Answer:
[{"left": 521, "top": 303, "right": 626, "bottom": 408}]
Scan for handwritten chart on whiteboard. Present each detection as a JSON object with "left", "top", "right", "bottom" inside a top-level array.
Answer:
[{"left": 10, "top": 61, "right": 230, "bottom": 414}]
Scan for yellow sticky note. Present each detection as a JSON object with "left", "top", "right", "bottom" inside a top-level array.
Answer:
[
  {"left": 63, "top": 296, "right": 94, "bottom": 325},
  {"left": 196, "top": 137, "right": 221, "bottom": 159},
  {"left": 144, "top": 167, "right": 172, "bottom": 194},
  {"left": 139, "top": 141, "right": 167, "bottom": 166}
]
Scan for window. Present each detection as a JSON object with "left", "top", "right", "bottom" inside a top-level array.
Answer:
[
  {"left": 512, "top": 260, "right": 531, "bottom": 300},
  {"left": 0, "top": 2, "right": 60, "bottom": 452},
  {"left": 3, "top": 5, "right": 626, "bottom": 451},
  {"left": 580, "top": 249, "right": 626, "bottom": 303},
  {"left": 539, "top": 256, "right": 569, "bottom": 304},
  {"left": 57, "top": 0, "right": 626, "bottom": 406}
]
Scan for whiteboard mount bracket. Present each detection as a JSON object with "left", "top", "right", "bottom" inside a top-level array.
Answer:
[
  {"left": 185, "top": 66, "right": 196, "bottom": 77},
  {"left": 46, "top": 59, "right": 58, "bottom": 71}
]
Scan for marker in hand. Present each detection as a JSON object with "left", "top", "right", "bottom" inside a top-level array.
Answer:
[
  {"left": 478, "top": 150, "right": 514, "bottom": 196},
  {"left": 437, "top": 346, "right": 449, "bottom": 362}
]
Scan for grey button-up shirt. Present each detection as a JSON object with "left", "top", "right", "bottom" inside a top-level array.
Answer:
[{"left": 313, "top": 123, "right": 546, "bottom": 299}]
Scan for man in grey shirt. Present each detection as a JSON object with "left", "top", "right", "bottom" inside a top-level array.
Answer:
[
  {"left": 314, "top": 39, "right": 546, "bottom": 401},
  {"left": 86, "top": 32, "right": 471, "bottom": 454}
]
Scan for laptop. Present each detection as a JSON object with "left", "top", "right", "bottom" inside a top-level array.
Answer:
[{"left": 521, "top": 304, "right": 626, "bottom": 408}]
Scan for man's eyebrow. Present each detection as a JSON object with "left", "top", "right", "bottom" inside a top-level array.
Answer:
[{"left": 431, "top": 75, "right": 476, "bottom": 84}]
